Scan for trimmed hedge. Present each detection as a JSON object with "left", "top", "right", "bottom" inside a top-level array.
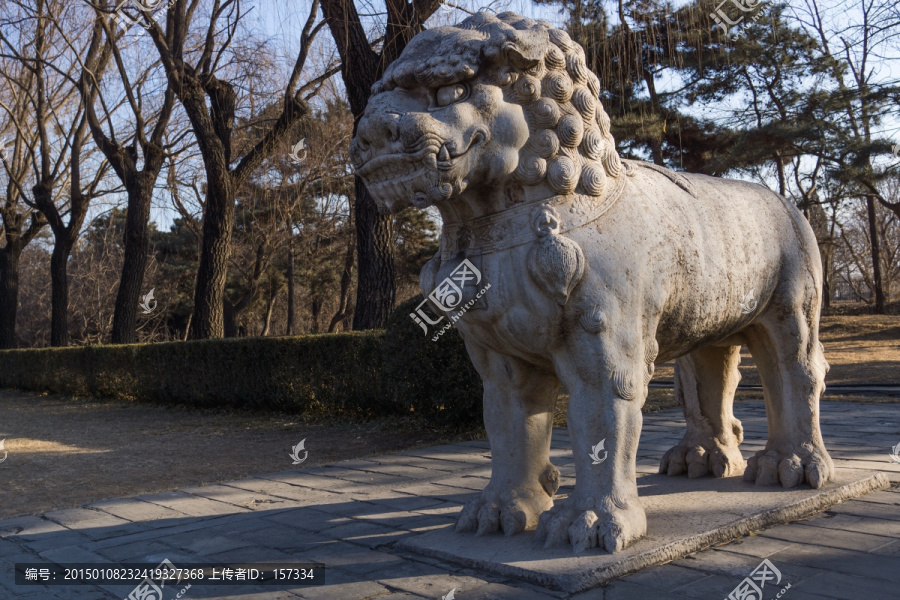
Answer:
[
  {"left": 383, "top": 295, "right": 483, "bottom": 426},
  {"left": 0, "top": 300, "right": 484, "bottom": 426},
  {"left": 0, "top": 333, "right": 387, "bottom": 417}
]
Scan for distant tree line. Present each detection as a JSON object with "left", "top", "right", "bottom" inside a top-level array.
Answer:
[
  {"left": 539, "top": 0, "right": 900, "bottom": 310},
  {"left": 0, "top": 0, "right": 897, "bottom": 348}
]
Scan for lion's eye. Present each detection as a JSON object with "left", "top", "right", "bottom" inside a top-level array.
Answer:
[{"left": 435, "top": 83, "right": 468, "bottom": 107}]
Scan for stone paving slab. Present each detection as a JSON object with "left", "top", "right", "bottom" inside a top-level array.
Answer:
[
  {"left": 0, "top": 400, "right": 898, "bottom": 600},
  {"left": 396, "top": 470, "right": 889, "bottom": 593}
]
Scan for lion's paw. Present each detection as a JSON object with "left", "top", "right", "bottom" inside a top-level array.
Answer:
[
  {"left": 743, "top": 445, "right": 834, "bottom": 489},
  {"left": 455, "top": 485, "right": 554, "bottom": 537},
  {"left": 533, "top": 496, "right": 646, "bottom": 553},
  {"left": 660, "top": 440, "right": 745, "bottom": 479}
]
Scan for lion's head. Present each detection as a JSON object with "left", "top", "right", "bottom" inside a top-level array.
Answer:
[{"left": 351, "top": 11, "right": 622, "bottom": 214}]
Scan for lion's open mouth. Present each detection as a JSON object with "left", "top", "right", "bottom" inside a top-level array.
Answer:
[
  {"left": 357, "top": 146, "right": 437, "bottom": 185},
  {"left": 356, "top": 146, "right": 442, "bottom": 208},
  {"left": 356, "top": 128, "right": 488, "bottom": 210}
]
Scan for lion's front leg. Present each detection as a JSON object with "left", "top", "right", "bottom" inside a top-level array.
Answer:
[
  {"left": 536, "top": 332, "right": 649, "bottom": 553},
  {"left": 456, "top": 343, "right": 561, "bottom": 537}
]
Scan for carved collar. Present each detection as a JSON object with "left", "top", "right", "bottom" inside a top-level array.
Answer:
[{"left": 439, "top": 172, "right": 628, "bottom": 261}]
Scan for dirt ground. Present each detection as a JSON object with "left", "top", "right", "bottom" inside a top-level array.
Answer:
[
  {"left": 653, "top": 314, "right": 900, "bottom": 386},
  {"left": 0, "top": 314, "right": 897, "bottom": 520},
  {"left": 0, "top": 392, "right": 469, "bottom": 519}
]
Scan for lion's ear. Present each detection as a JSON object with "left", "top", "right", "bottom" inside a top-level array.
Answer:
[{"left": 500, "top": 29, "right": 549, "bottom": 70}]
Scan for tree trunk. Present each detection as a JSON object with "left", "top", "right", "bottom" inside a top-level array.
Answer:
[
  {"left": 821, "top": 242, "right": 834, "bottom": 309},
  {"left": 774, "top": 152, "right": 786, "bottom": 196},
  {"left": 33, "top": 178, "right": 78, "bottom": 348},
  {"left": 310, "top": 295, "right": 321, "bottom": 334},
  {"left": 261, "top": 287, "right": 278, "bottom": 337},
  {"left": 328, "top": 232, "right": 355, "bottom": 333},
  {"left": 190, "top": 173, "right": 235, "bottom": 339},
  {"left": 642, "top": 73, "right": 665, "bottom": 166},
  {"left": 352, "top": 178, "right": 394, "bottom": 329},
  {"left": 49, "top": 239, "right": 73, "bottom": 346},
  {"left": 286, "top": 231, "right": 295, "bottom": 335},
  {"left": 866, "top": 195, "right": 885, "bottom": 313},
  {"left": 111, "top": 181, "right": 154, "bottom": 344},
  {"left": 0, "top": 244, "right": 23, "bottom": 349}
]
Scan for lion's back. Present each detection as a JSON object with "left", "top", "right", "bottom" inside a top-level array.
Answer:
[{"left": 571, "top": 166, "right": 822, "bottom": 358}]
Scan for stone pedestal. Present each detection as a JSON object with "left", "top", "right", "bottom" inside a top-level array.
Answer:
[{"left": 398, "top": 470, "right": 889, "bottom": 594}]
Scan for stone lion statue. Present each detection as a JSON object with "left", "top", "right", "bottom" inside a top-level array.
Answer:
[{"left": 351, "top": 11, "right": 834, "bottom": 553}]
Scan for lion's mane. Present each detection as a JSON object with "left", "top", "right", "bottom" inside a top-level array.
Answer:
[{"left": 374, "top": 11, "right": 623, "bottom": 198}]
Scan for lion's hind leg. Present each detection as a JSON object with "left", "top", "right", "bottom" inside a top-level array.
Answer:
[
  {"left": 660, "top": 344, "right": 747, "bottom": 479},
  {"left": 742, "top": 310, "right": 834, "bottom": 489}
]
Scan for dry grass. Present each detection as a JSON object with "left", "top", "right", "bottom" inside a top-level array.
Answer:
[{"left": 653, "top": 314, "right": 900, "bottom": 386}]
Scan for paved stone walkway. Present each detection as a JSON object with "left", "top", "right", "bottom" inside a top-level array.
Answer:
[{"left": 1, "top": 400, "right": 898, "bottom": 600}]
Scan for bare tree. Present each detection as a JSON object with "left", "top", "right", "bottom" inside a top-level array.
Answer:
[
  {"left": 80, "top": 2, "right": 180, "bottom": 344},
  {"left": 0, "top": 0, "right": 112, "bottom": 346},
  {"left": 320, "top": 0, "right": 442, "bottom": 330},
  {"left": 794, "top": 0, "right": 900, "bottom": 311},
  {"left": 0, "top": 42, "right": 47, "bottom": 348},
  {"left": 131, "top": 0, "right": 335, "bottom": 338},
  {"left": 834, "top": 188, "right": 900, "bottom": 304}
]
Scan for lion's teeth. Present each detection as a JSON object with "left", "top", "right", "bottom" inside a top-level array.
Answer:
[{"left": 438, "top": 144, "right": 450, "bottom": 162}]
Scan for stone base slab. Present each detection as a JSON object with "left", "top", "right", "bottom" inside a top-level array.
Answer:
[{"left": 397, "top": 469, "right": 890, "bottom": 594}]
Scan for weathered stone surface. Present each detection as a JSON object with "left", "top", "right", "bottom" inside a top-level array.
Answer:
[
  {"left": 396, "top": 470, "right": 888, "bottom": 593},
  {"left": 353, "top": 11, "right": 838, "bottom": 554}
]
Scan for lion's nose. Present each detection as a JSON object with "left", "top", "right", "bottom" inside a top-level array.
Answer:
[{"left": 356, "top": 111, "right": 401, "bottom": 151}]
